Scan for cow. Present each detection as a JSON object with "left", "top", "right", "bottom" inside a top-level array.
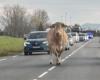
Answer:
[{"left": 47, "top": 22, "right": 68, "bottom": 65}]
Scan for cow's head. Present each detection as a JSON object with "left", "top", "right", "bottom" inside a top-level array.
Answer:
[{"left": 51, "top": 22, "right": 65, "bottom": 39}]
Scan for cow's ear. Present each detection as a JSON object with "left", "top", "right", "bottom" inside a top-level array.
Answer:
[
  {"left": 50, "top": 24, "right": 55, "bottom": 28},
  {"left": 50, "top": 25, "right": 53, "bottom": 28},
  {"left": 61, "top": 23, "right": 65, "bottom": 27},
  {"left": 49, "top": 25, "right": 52, "bottom": 28}
]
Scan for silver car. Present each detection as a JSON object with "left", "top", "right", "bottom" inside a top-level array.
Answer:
[
  {"left": 67, "top": 33, "right": 74, "bottom": 46},
  {"left": 79, "top": 33, "right": 89, "bottom": 41}
]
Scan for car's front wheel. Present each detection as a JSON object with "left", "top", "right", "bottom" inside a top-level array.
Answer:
[
  {"left": 70, "top": 44, "right": 73, "bottom": 46},
  {"left": 24, "top": 52, "right": 29, "bottom": 55},
  {"left": 29, "top": 52, "right": 32, "bottom": 55}
]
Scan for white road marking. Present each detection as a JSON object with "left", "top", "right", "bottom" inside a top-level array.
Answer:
[
  {"left": 61, "top": 58, "right": 66, "bottom": 62},
  {"left": 0, "top": 59, "right": 7, "bottom": 62},
  {"left": 33, "top": 79, "right": 37, "bottom": 80},
  {"left": 32, "top": 40, "right": 92, "bottom": 80},
  {"left": 38, "top": 71, "right": 48, "bottom": 78},
  {"left": 0, "top": 55, "right": 18, "bottom": 62},
  {"left": 12, "top": 55, "right": 17, "bottom": 58},
  {"left": 48, "top": 66, "right": 56, "bottom": 71}
]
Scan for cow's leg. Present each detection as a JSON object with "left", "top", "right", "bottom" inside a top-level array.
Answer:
[
  {"left": 56, "top": 56, "right": 61, "bottom": 65},
  {"left": 55, "top": 53, "right": 61, "bottom": 65},
  {"left": 50, "top": 53, "right": 58, "bottom": 65},
  {"left": 50, "top": 53, "right": 53, "bottom": 64},
  {"left": 58, "top": 56, "right": 61, "bottom": 64},
  {"left": 58, "top": 52, "right": 62, "bottom": 64},
  {"left": 50, "top": 53, "right": 56, "bottom": 64},
  {"left": 56, "top": 51, "right": 62, "bottom": 65}
]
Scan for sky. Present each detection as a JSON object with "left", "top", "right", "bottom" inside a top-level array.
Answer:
[{"left": 0, "top": 0, "right": 100, "bottom": 25}]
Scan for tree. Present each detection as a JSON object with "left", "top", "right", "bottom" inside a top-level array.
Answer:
[
  {"left": 30, "top": 9, "right": 49, "bottom": 31},
  {"left": 0, "top": 5, "right": 31, "bottom": 37}
]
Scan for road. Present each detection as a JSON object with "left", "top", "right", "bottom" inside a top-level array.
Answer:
[{"left": 0, "top": 37, "right": 100, "bottom": 80}]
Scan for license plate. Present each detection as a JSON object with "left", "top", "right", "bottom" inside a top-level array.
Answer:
[{"left": 33, "top": 46, "right": 40, "bottom": 48}]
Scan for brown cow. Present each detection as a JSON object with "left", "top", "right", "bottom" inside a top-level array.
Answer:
[{"left": 47, "top": 22, "right": 68, "bottom": 65}]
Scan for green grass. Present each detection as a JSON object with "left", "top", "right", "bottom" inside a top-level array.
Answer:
[{"left": 0, "top": 36, "right": 24, "bottom": 56}]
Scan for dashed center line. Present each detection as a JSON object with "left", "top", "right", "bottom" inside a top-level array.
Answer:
[
  {"left": 38, "top": 71, "right": 48, "bottom": 78},
  {"left": 48, "top": 66, "right": 56, "bottom": 71}
]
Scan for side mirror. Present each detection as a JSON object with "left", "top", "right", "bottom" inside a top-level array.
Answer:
[
  {"left": 24, "top": 37, "right": 26, "bottom": 40},
  {"left": 24, "top": 34, "right": 28, "bottom": 40}
]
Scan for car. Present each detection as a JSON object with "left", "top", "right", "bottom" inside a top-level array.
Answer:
[
  {"left": 87, "top": 32, "right": 93, "bottom": 39},
  {"left": 67, "top": 33, "right": 74, "bottom": 46},
  {"left": 65, "top": 40, "right": 70, "bottom": 50},
  {"left": 79, "top": 33, "right": 89, "bottom": 41},
  {"left": 24, "top": 31, "right": 49, "bottom": 55},
  {"left": 65, "top": 32, "right": 75, "bottom": 50},
  {"left": 70, "top": 32, "right": 79, "bottom": 43},
  {"left": 65, "top": 33, "right": 74, "bottom": 50}
]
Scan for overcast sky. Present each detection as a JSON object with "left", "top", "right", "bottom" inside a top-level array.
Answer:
[{"left": 0, "top": 0, "right": 100, "bottom": 25}]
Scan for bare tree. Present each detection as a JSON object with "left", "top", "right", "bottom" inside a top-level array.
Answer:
[
  {"left": 30, "top": 9, "right": 49, "bottom": 31},
  {"left": 0, "top": 5, "right": 31, "bottom": 37}
]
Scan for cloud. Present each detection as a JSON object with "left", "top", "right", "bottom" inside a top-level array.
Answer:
[{"left": 0, "top": 0, "right": 100, "bottom": 24}]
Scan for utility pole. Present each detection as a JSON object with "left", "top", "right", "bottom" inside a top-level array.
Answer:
[
  {"left": 70, "top": 15, "right": 71, "bottom": 26},
  {"left": 65, "top": 12, "right": 67, "bottom": 25}
]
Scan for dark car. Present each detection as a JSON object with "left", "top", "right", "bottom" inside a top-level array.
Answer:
[
  {"left": 24, "top": 31, "right": 49, "bottom": 55},
  {"left": 87, "top": 32, "right": 93, "bottom": 39}
]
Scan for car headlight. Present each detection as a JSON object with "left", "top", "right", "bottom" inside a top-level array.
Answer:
[
  {"left": 43, "top": 41, "right": 48, "bottom": 46},
  {"left": 24, "top": 42, "right": 30, "bottom": 46}
]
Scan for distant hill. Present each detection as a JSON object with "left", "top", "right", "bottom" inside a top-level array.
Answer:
[{"left": 81, "top": 23, "right": 100, "bottom": 31}]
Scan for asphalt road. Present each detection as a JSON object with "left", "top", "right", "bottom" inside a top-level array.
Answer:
[{"left": 0, "top": 37, "right": 100, "bottom": 80}]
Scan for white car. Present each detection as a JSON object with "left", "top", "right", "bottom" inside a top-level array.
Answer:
[
  {"left": 65, "top": 33, "right": 75, "bottom": 50},
  {"left": 70, "top": 32, "right": 79, "bottom": 43},
  {"left": 65, "top": 40, "right": 70, "bottom": 50}
]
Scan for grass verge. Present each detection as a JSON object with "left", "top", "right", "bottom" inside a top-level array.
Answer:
[{"left": 0, "top": 36, "right": 24, "bottom": 56}]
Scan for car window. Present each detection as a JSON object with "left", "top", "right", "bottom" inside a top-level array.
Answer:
[
  {"left": 71, "top": 33, "right": 76, "bottom": 36},
  {"left": 28, "top": 32, "right": 47, "bottom": 39}
]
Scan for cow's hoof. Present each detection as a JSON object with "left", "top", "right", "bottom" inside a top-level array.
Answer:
[
  {"left": 50, "top": 61, "right": 53, "bottom": 64},
  {"left": 56, "top": 62, "right": 61, "bottom": 65}
]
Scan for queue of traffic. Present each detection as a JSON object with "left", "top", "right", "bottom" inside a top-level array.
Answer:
[{"left": 23, "top": 30, "right": 93, "bottom": 55}]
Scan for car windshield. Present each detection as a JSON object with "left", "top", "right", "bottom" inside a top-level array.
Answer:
[{"left": 28, "top": 32, "right": 47, "bottom": 39}]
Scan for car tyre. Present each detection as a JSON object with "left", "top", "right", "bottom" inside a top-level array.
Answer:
[
  {"left": 29, "top": 52, "right": 32, "bottom": 55},
  {"left": 70, "top": 44, "right": 73, "bottom": 46},
  {"left": 24, "top": 52, "right": 29, "bottom": 55}
]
